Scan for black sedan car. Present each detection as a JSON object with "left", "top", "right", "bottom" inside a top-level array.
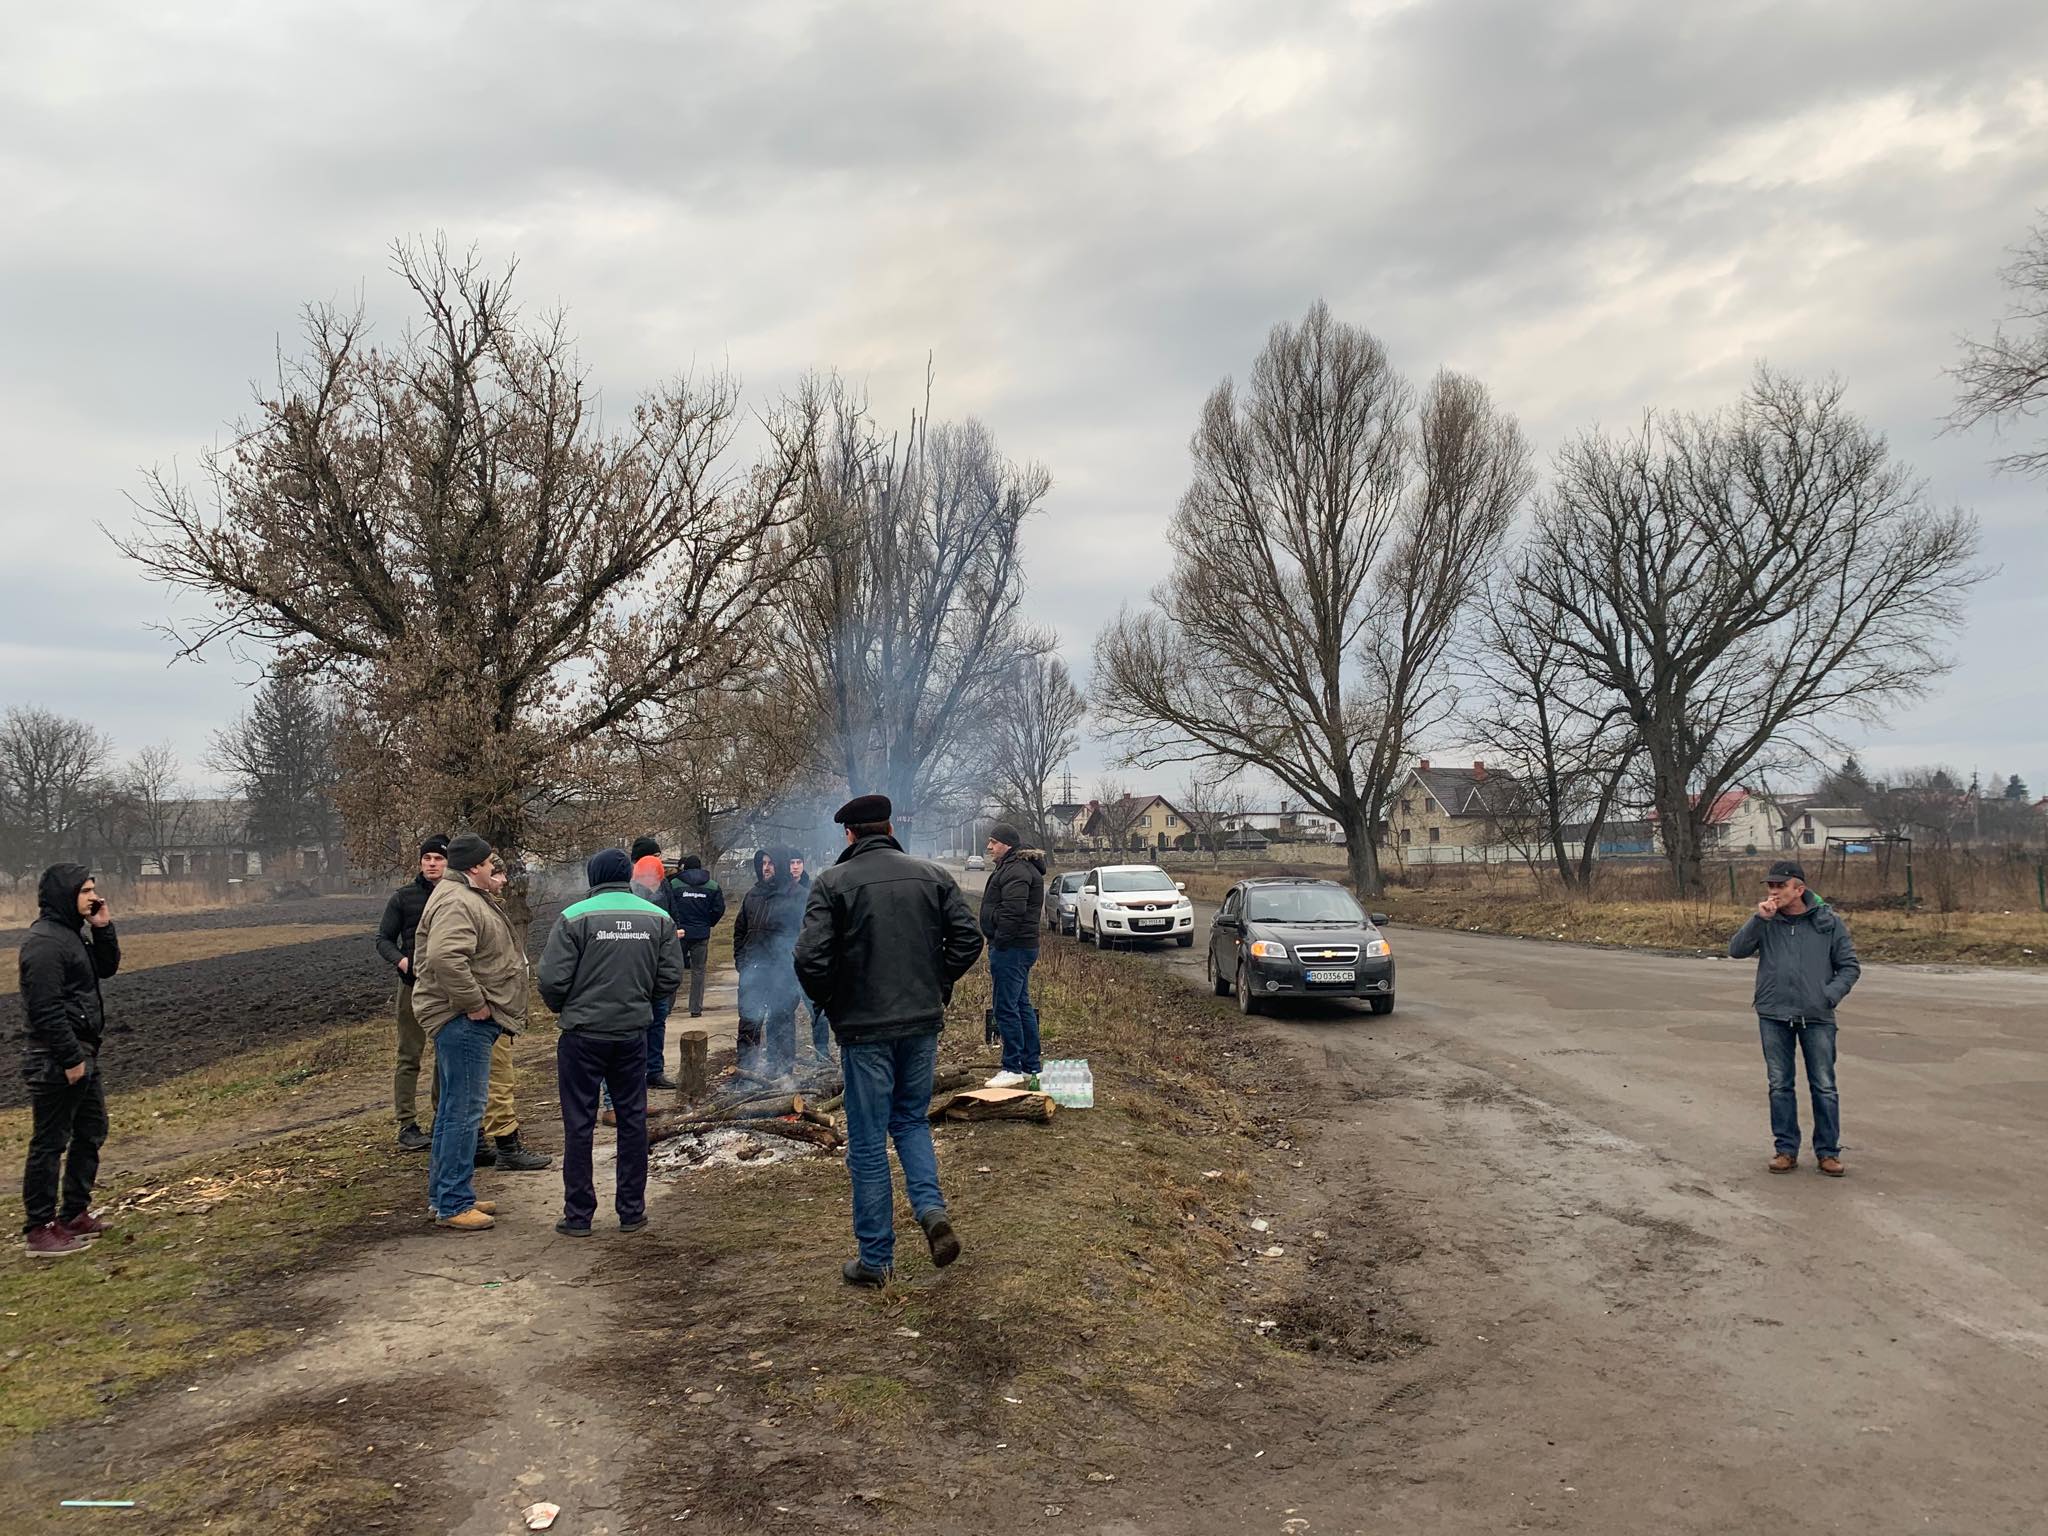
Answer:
[{"left": 1206, "top": 877, "right": 1394, "bottom": 1016}]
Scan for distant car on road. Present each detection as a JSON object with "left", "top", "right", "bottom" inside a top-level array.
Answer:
[
  {"left": 1207, "top": 877, "right": 1394, "bottom": 1016},
  {"left": 1074, "top": 864, "right": 1195, "bottom": 949},
  {"left": 965, "top": 852, "right": 986, "bottom": 872},
  {"left": 1044, "top": 871, "right": 1085, "bottom": 934}
]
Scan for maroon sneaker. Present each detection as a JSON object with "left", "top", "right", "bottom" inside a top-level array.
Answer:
[
  {"left": 60, "top": 1212, "right": 111, "bottom": 1240},
  {"left": 25, "top": 1222, "right": 85, "bottom": 1258}
]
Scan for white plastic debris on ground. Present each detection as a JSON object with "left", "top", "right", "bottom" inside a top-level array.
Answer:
[{"left": 650, "top": 1127, "right": 826, "bottom": 1175}]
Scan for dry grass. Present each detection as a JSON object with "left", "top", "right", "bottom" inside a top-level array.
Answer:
[
  {"left": 0, "top": 922, "right": 366, "bottom": 995},
  {"left": 0, "top": 879, "right": 264, "bottom": 926},
  {"left": 1379, "top": 887, "right": 2048, "bottom": 966}
]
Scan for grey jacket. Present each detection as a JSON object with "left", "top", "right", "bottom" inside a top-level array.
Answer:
[
  {"left": 1729, "top": 897, "right": 1861, "bottom": 1025},
  {"left": 537, "top": 883, "right": 685, "bottom": 1041}
]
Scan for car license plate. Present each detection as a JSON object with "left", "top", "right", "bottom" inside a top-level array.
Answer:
[
  {"left": 1136, "top": 918, "right": 1169, "bottom": 930},
  {"left": 1305, "top": 968, "right": 1355, "bottom": 984}
]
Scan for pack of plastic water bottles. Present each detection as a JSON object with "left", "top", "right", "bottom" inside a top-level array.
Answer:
[{"left": 1037, "top": 1058, "right": 1094, "bottom": 1109}]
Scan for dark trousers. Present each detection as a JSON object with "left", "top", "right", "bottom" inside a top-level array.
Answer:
[
  {"left": 738, "top": 1004, "right": 797, "bottom": 1077},
  {"left": 22, "top": 1071, "right": 108, "bottom": 1233},
  {"left": 558, "top": 1032, "right": 648, "bottom": 1228},
  {"left": 684, "top": 938, "right": 710, "bottom": 1015},
  {"left": 808, "top": 1001, "right": 833, "bottom": 1061}
]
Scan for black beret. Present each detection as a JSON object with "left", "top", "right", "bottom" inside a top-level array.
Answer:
[{"left": 834, "top": 793, "right": 892, "bottom": 825}]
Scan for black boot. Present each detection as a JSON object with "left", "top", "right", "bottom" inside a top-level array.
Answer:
[
  {"left": 494, "top": 1132, "right": 553, "bottom": 1171},
  {"left": 473, "top": 1135, "right": 497, "bottom": 1168},
  {"left": 917, "top": 1207, "right": 961, "bottom": 1269},
  {"left": 396, "top": 1123, "right": 430, "bottom": 1152},
  {"left": 842, "top": 1258, "right": 891, "bottom": 1289}
]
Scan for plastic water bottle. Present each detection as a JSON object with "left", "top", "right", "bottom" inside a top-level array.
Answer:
[{"left": 1072, "top": 1061, "right": 1094, "bottom": 1110}]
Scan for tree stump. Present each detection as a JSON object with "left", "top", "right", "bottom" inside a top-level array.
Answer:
[{"left": 678, "top": 1030, "right": 709, "bottom": 1106}]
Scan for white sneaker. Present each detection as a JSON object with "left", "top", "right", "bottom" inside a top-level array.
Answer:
[{"left": 985, "top": 1070, "right": 1029, "bottom": 1089}]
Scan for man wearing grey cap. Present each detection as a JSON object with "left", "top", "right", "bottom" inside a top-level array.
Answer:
[{"left": 1729, "top": 860, "right": 1862, "bottom": 1176}]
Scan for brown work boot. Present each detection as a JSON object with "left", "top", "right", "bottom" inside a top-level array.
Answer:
[
  {"left": 436, "top": 1207, "right": 496, "bottom": 1231},
  {"left": 1768, "top": 1153, "right": 1797, "bottom": 1173},
  {"left": 1817, "top": 1156, "right": 1846, "bottom": 1177}
]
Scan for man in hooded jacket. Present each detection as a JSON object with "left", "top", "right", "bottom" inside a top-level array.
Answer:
[
  {"left": 17, "top": 863, "right": 120, "bottom": 1258},
  {"left": 732, "top": 846, "right": 805, "bottom": 1078},
  {"left": 375, "top": 833, "right": 450, "bottom": 1151}
]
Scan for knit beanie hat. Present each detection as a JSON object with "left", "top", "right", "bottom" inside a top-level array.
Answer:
[
  {"left": 988, "top": 822, "right": 1023, "bottom": 849},
  {"left": 630, "top": 836, "right": 662, "bottom": 861},
  {"left": 682, "top": 854, "right": 704, "bottom": 870},
  {"left": 445, "top": 834, "right": 493, "bottom": 873},
  {"left": 419, "top": 833, "right": 451, "bottom": 858},
  {"left": 632, "top": 854, "right": 666, "bottom": 891},
  {"left": 586, "top": 847, "right": 633, "bottom": 887}
]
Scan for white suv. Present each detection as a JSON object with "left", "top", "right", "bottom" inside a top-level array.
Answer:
[{"left": 1075, "top": 864, "right": 1196, "bottom": 950}]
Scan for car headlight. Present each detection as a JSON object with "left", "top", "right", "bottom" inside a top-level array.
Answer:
[
  {"left": 1249, "top": 940, "right": 1289, "bottom": 960},
  {"left": 1366, "top": 938, "right": 1390, "bottom": 958}
]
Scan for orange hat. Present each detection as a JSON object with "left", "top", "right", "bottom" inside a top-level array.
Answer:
[{"left": 632, "top": 854, "right": 665, "bottom": 889}]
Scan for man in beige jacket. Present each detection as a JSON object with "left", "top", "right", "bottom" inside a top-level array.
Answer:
[{"left": 414, "top": 836, "right": 534, "bottom": 1230}]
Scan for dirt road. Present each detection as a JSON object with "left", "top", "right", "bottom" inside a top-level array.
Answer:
[{"left": 1106, "top": 901, "right": 2048, "bottom": 1532}]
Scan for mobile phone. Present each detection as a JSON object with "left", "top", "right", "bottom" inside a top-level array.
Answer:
[{"left": 88, "top": 898, "right": 105, "bottom": 915}]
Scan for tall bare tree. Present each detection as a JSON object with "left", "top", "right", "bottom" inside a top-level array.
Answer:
[
  {"left": 124, "top": 742, "right": 195, "bottom": 877},
  {"left": 988, "top": 655, "right": 1085, "bottom": 849},
  {"left": 1085, "top": 776, "right": 1144, "bottom": 854},
  {"left": 115, "top": 240, "right": 813, "bottom": 894},
  {"left": 784, "top": 375, "right": 1053, "bottom": 842},
  {"left": 1093, "top": 302, "right": 1531, "bottom": 895},
  {"left": 1951, "top": 212, "right": 2048, "bottom": 481},
  {"left": 1523, "top": 369, "right": 1985, "bottom": 896},
  {"left": 1174, "top": 767, "right": 1238, "bottom": 866},
  {"left": 1460, "top": 562, "right": 1637, "bottom": 888},
  {"left": 0, "top": 706, "right": 112, "bottom": 878}
]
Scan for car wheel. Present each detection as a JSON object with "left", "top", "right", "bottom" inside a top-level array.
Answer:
[
  {"left": 1207, "top": 947, "right": 1230, "bottom": 996},
  {"left": 1370, "top": 995, "right": 1393, "bottom": 1016},
  {"left": 1175, "top": 933, "right": 1193, "bottom": 949},
  {"left": 1091, "top": 918, "right": 1106, "bottom": 950},
  {"left": 1236, "top": 963, "right": 1262, "bottom": 1016}
]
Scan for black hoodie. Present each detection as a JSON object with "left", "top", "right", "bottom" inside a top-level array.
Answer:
[
  {"left": 733, "top": 846, "right": 805, "bottom": 1014},
  {"left": 17, "top": 863, "right": 121, "bottom": 1084}
]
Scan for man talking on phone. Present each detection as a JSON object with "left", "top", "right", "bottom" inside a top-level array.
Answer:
[
  {"left": 1729, "top": 860, "right": 1861, "bottom": 1176},
  {"left": 17, "top": 863, "right": 121, "bottom": 1257}
]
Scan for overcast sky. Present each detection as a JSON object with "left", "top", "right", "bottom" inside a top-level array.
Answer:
[{"left": 4, "top": 0, "right": 2045, "bottom": 803}]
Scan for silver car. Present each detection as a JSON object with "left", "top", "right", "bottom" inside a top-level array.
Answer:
[{"left": 1043, "top": 871, "right": 1084, "bottom": 934}]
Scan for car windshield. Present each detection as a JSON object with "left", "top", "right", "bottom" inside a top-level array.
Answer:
[
  {"left": 1246, "top": 887, "right": 1365, "bottom": 924},
  {"left": 1102, "top": 868, "right": 1176, "bottom": 893},
  {"left": 1057, "top": 874, "right": 1085, "bottom": 892}
]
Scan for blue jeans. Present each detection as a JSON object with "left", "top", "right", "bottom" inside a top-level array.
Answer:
[
  {"left": 430, "top": 1015, "right": 503, "bottom": 1216},
  {"left": 988, "top": 945, "right": 1041, "bottom": 1075},
  {"left": 841, "top": 1031, "right": 945, "bottom": 1271},
  {"left": 1760, "top": 1017, "right": 1839, "bottom": 1159}
]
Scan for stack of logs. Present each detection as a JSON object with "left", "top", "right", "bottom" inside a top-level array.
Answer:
[{"left": 646, "top": 1029, "right": 981, "bottom": 1153}]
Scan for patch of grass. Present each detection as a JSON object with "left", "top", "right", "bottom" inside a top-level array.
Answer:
[
  {"left": 590, "top": 935, "right": 1297, "bottom": 1525},
  {"left": 1378, "top": 887, "right": 2048, "bottom": 966},
  {"left": 0, "top": 1106, "right": 420, "bottom": 1441}
]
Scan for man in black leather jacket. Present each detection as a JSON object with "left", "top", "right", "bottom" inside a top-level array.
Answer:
[
  {"left": 794, "top": 795, "right": 983, "bottom": 1287},
  {"left": 17, "top": 863, "right": 120, "bottom": 1258}
]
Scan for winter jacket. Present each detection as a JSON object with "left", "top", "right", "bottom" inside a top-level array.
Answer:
[
  {"left": 17, "top": 864, "right": 121, "bottom": 1085},
  {"left": 1729, "top": 896, "right": 1862, "bottom": 1026},
  {"left": 412, "top": 874, "right": 530, "bottom": 1036},
  {"left": 666, "top": 866, "right": 726, "bottom": 942},
  {"left": 537, "top": 883, "right": 685, "bottom": 1040},
  {"left": 794, "top": 834, "right": 984, "bottom": 1045},
  {"left": 733, "top": 851, "right": 807, "bottom": 1018},
  {"left": 979, "top": 847, "right": 1047, "bottom": 951},
  {"left": 374, "top": 872, "right": 442, "bottom": 987}
]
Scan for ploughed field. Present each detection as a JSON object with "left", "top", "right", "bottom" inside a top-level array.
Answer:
[{"left": 2, "top": 893, "right": 545, "bottom": 1111}]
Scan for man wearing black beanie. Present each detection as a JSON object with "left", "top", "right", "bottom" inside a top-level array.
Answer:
[{"left": 375, "top": 834, "right": 450, "bottom": 1152}]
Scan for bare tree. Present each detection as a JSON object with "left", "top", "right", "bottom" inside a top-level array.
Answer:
[
  {"left": 1460, "top": 562, "right": 1637, "bottom": 888},
  {"left": 784, "top": 374, "right": 1053, "bottom": 843},
  {"left": 1084, "top": 777, "right": 1146, "bottom": 855},
  {"left": 1174, "top": 768, "right": 1238, "bottom": 866},
  {"left": 1523, "top": 369, "right": 1985, "bottom": 896},
  {"left": 115, "top": 240, "right": 812, "bottom": 898},
  {"left": 0, "top": 706, "right": 113, "bottom": 878},
  {"left": 631, "top": 679, "right": 823, "bottom": 868},
  {"left": 124, "top": 743, "right": 195, "bottom": 877},
  {"left": 1951, "top": 212, "right": 2048, "bottom": 480},
  {"left": 988, "top": 656, "right": 1086, "bottom": 849},
  {"left": 1093, "top": 302, "right": 1530, "bottom": 895}
]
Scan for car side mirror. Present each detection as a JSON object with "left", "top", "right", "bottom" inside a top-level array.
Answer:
[
  {"left": 1370, "top": 912, "right": 1390, "bottom": 926},
  {"left": 1176, "top": 881, "right": 1187, "bottom": 892}
]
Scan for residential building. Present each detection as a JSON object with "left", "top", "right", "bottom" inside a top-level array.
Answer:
[
  {"left": 1080, "top": 794, "right": 1189, "bottom": 853},
  {"left": 1382, "top": 761, "right": 1526, "bottom": 864},
  {"left": 1217, "top": 799, "right": 1345, "bottom": 843}
]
